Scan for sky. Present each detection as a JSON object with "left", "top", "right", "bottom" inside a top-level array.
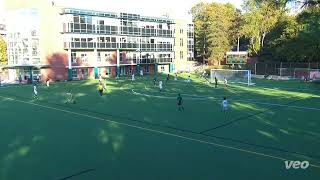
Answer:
[{"left": 0, "top": 0, "right": 244, "bottom": 21}]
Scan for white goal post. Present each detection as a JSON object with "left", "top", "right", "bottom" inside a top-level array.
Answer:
[{"left": 210, "top": 69, "right": 253, "bottom": 86}]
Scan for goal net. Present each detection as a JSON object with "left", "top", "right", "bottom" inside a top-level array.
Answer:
[
  {"left": 210, "top": 69, "right": 253, "bottom": 86},
  {"left": 294, "top": 68, "right": 320, "bottom": 80},
  {"left": 309, "top": 69, "right": 320, "bottom": 81}
]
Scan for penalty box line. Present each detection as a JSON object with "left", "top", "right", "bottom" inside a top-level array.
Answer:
[
  {"left": 1, "top": 94, "right": 320, "bottom": 170},
  {"left": 131, "top": 89, "right": 320, "bottom": 111}
]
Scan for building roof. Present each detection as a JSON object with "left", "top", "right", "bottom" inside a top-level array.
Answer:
[{"left": 61, "top": 8, "right": 175, "bottom": 24}]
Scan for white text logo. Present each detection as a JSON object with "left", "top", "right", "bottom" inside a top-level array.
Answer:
[{"left": 285, "top": 161, "right": 309, "bottom": 169}]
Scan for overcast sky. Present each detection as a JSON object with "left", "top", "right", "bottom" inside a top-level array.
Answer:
[{"left": 0, "top": 0, "right": 244, "bottom": 20}]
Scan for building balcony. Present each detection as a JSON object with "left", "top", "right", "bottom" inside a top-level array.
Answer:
[
  {"left": 134, "top": 58, "right": 172, "bottom": 64},
  {"left": 157, "top": 58, "right": 173, "bottom": 64},
  {"left": 119, "top": 43, "right": 139, "bottom": 50},
  {"left": 62, "top": 23, "right": 173, "bottom": 38},
  {"left": 61, "top": 8, "right": 118, "bottom": 19}
]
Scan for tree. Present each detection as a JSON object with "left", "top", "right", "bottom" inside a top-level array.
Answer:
[
  {"left": 241, "top": 0, "right": 284, "bottom": 56},
  {"left": 191, "top": 3, "right": 208, "bottom": 62},
  {"left": 0, "top": 36, "right": 7, "bottom": 65},
  {"left": 260, "top": 6, "right": 320, "bottom": 62},
  {"left": 191, "top": 2, "right": 241, "bottom": 65},
  {"left": 301, "top": 0, "right": 320, "bottom": 8}
]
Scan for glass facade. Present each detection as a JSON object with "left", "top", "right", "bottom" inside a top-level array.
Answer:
[
  {"left": 6, "top": 9, "right": 41, "bottom": 65},
  {"left": 187, "top": 24, "right": 194, "bottom": 61},
  {"left": 62, "top": 8, "right": 176, "bottom": 64}
]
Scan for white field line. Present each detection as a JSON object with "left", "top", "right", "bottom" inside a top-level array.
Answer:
[
  {"left": 1, "top": 94, "right": 319, "bottom": 169},
  {"left": 131, "top": 89, "right": 320, "bottom": 111}
]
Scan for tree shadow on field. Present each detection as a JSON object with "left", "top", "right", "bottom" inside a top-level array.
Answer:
[{"left": 1, "top": 72, "right": 320, "bottom": 179}]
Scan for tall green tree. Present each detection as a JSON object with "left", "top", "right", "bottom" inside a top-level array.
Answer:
[
  {"left": 191, "top": 2, "right": 241, "bottom": 65},
  {"left": 0, "top": 36, "right": 7, "bottom": 65},
  {"left": 263, "top": 6, "right": 320, "bottom": 62},
  {"left": 191, "top": 3, "right": 208, "bottom": 61},
  {"left": 241, "top": 0, "right": 284, "bottom": 55}
]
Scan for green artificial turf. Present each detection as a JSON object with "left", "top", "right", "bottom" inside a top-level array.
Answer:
[{"left": 0, "top": 73, "right": 319, "bottom": 180}]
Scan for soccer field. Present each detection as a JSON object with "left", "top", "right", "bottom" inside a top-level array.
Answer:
[{"left": 0, "top": 74, "right": 319, "bottom": 180}]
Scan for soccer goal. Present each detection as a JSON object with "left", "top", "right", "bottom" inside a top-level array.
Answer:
[{"left": 210, "top": 69, "right": 253, "bottom": 86}]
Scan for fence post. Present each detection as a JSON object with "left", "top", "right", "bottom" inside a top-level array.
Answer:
[
  {"left": 255, "top": 63, "right": 257, "bottom": 75},
  {"left": 290, "top": 62, "right": 292, "bottom": 77},
  {"left": 265, "top": 63, "right": 267, "bottom": 75},
  {"left": 280, "top": 62, "right": 282, "bottom": 76}
]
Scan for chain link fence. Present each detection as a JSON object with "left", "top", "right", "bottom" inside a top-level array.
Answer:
[{"left": 245, "top": 62, "right": 320, "bottom": 79}]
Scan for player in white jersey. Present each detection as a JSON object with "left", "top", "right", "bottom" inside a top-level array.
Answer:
[
  {"left": 222, "top": 97, "right": 228, "bottom": 112},
  {"left": 159, "top": 81, "right": 163, "bottom": 92},
  {"left": 99, "top": 74, "right": 103, "bottom": 83},
  {"left": 46, "top": 78, "right": 50, "bottom": 87},
  {"left": 33, "top": 84, "right": 38, "bottom": 99},
  {"left": 131, "top": 73, "right": 135, "bottom": 81},
  {"left": 174, "top": 73, "right": 177, "bottom": 81},
  {"left": 224, "top": 77, "right": 228, "bottom": 88}
]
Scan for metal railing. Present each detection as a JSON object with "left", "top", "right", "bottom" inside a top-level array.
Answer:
[{"left": 246, "top": 62, "right": 320, "bottom": 78}]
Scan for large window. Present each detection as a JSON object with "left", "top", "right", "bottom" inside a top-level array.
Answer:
[
  {"left": 32, "top": 39, "right": 39, "bottom": 56},
  {"left": 71, "top": 15, "right": 93, "bottom": 33},
  {"left": 120, "top": 52, "right": 124, "bottom": 62},
  {"left": 161, "top": 65, "right": 165, "bottom": 72},
  {"left": 81, "top": 53, "right": 88, "bottom": 62},
  {"left": 105, "top": 53, "right": 111, "bottom": 62},
  {"left": 71, "top": 52, "right": 77, "bottom": 63},
  {"left": 82, "top": 68, "right": 89, "bottom": 78},
  {"left": 180, "top": 51, "right": 183, "bottom": 60},
  {"left": 97, "top": 52, "right": 101, "bottom": 62},
  {"left": 72, "top": 69, "right": 78, "bottom": 78},
  {"left": 180, "top": 38, "right": 183, "bottom": 47},
  {"left": 73, "top": 16, "right": 79, "bottom": 23}
]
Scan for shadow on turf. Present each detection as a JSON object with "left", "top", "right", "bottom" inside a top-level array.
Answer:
[{"left": 1, "top": 73, "right": 320, "bottom": 170}]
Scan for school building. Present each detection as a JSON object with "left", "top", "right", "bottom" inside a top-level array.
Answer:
[{"left": 4, "top": 0, "right": 194, "bottom": 82}]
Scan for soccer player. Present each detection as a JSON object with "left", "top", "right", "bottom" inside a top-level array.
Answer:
[
  {"left": 222, "top": 97, "right": 228, "bottom": 112},
  {"left": 98, "top": 83, "right": 104, "bottom": 96},
  {"left": 103, "top": 79, "right": 107, "bottom": 91},
  {"left": 187, "top": 75, "right": 191, "bottom": 83},
  {"left": 33, "top": 83, "right": 38, "bottom": 99},
  {"left": 140, "top": 69, "right": 144, "bottom": 78},
  {"left": 36, "top": 74, "right": 40, "bottom": 83},
  {"left": 174, "top": 73, "right": 178, "bottom": 81},
  {"left": 19, "top": 74, "right": 22, "bottom": 85},
  {"left": 66, "top": 89, "right": 76, "bottom": 104},
  {"left": 153, "top": 76, "right": 157, "bottom": 86},
  {"left": 131, "top": 73, "right": 135, "bottom": 81},
  {"left": 159, "top": 80, "right": 163, "bottom": 92},
  {"left": 202, "top": 71, "right": 206, "bottom": 78},
  {"left": 99, "top": 74, "right": 103, "bottom": 83},
  {"left": 177, "top": 93, "right": 184, "bottom": 111},
  {"left": 46, "top": 78, "right": 50, "bottom": 87},
  {"left": 215, "top": 76, "right": 218, "bottom": 88},
  {"left": 166, "top": 74, "right": 170, "bottom": 82},
  {"left": 224, "top": 77, "right": 228, "bottom": 88}
]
